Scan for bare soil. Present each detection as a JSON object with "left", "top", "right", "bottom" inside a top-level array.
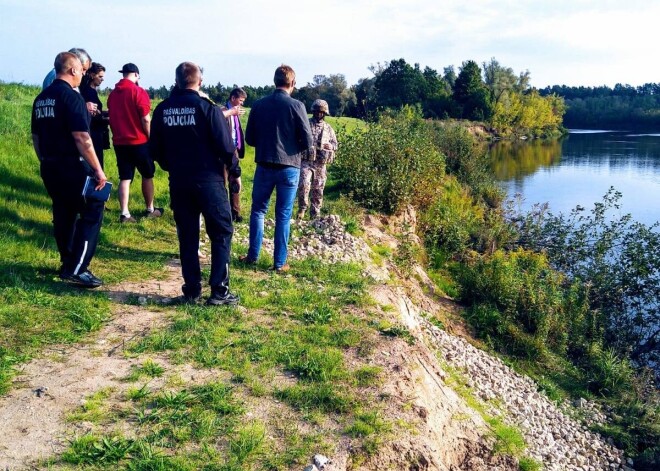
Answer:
[{"left": 0, "top": 263, "right": 187, "bottom": 469}]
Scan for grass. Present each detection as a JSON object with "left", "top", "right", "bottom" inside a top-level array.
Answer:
[
  {"left": 1, "top": 82, "right": 397, "bottom": 468},
  {"left": 124, "top": 359, "right": 166, "bottom": 382},
  {"left": 0, "top": 83, "right": 174, "bottom": 394},
  {"left": 67, "top": 387, "right": 116, "bottom": 423}
]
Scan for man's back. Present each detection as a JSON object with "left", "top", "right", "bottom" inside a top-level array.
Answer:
[
  {"left": 151, "top": 89, "right": 234, "bottom": 185},
  {"left": 245, "top": 89, "right": 313, "bottom": 167},
  {"left": 32, "top": 80, "right": 89, "bottom": 161},
  {"left": 108, "top": 78, "right": 150, "bottom": 145}
]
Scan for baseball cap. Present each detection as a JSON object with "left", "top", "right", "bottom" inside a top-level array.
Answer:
[{"left": 118, "top": 63, "right": 140, "bottom": 74}]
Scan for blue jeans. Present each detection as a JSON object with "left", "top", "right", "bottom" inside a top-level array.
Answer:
[{"left": 248, "top": 164, "right": 300, "bottom": 268}]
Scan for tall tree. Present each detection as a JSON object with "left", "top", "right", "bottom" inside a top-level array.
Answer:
[
  {"left": 421, "top": 66, "right": 453, "bottom": 118},
  {"left": 453, "top": 60, "right": 493, "bottom": 121},
  {"left": 443, "top": 66, "right": 457, "bottom": 89},
  {"left": 373, "top": 58, "right": 426, "bottom": 109},
  {"left": 295, "top": 74, "right": 356, "bottom": 117},
  {"left": 352, "top": 77, "right": 377, "bottom": 119},
  {"left": 482, "top": 57, "right": 530, "bottom": 105}
]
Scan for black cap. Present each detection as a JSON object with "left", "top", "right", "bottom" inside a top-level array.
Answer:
[{"left": 118, "top": 63, "right": 139, "bottom": 75}]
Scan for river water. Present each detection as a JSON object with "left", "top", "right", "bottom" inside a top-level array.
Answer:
[{"left": 491, "top": 130, "right": 660, "bottom": 227}]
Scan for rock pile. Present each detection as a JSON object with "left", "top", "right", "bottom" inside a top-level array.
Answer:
[
  {"left": 289, "top": 216, "right": 372, "bottom": 263},
  {"left": 233, "top": 215, "right": 372, "bottom": 265},
  {"left": 423, "top": 319, "right": 634, "bottom": 471}
]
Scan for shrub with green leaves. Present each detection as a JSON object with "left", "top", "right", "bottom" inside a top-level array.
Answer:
[
  {"left": 512, "top": 188, "right": 660, "bottom": 368},
  {"left": 457, "top": 248, "right": 588, "bottom": 356},
  {"left": 335, "top": 107, "right": 445, "bottom": 214},
  {"left": 419, "top": 176, "right": 484, "bottom": 259}
]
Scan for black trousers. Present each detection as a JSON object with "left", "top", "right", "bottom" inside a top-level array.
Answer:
[
  {"left": 40, "top": 161, "right": 104, "bottom": 275},
  {"left": 90, "top": 129, "right": 104, "bottom": 170},
  {"left": 171, "top": 180, "right": 233, "bottom": 297}
]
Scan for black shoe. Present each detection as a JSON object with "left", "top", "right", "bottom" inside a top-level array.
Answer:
[
  {"left": 146, "top": 207, "right": 164, "bottom": 218},
  {"left": 206, "top": 292, "right": 239, "bottom": 306},
  {"left": 238, "top": 255, "right": 257, "bottom": 265},
  {"left": 233, "top": 214, "right": 243, "bottom": 223},
  {"left": 67, "top": 270, "right": 103, "bottom": 288}
]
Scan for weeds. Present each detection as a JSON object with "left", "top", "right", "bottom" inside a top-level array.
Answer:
[
  {"left": 67, "top": 388, "right": 115, "bottom": 423},
  {"left": 377, "top": 320, "right": 416, "bottom": 345},
  {"left": 124, "top": 359, "right": 165, "bottom": 382}
]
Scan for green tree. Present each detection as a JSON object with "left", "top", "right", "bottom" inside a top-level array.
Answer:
[
  {"left": 453, "top": 60, "right": 493, "bottom": 121},
  {"left": 373, "top": 58, "right": 427, "bottom": 109},
  {"left": 295, "top": 74, "right": 356, "bottom": 117},
  {"left": 421, "top": 66, "right": 453, "bottom": 118},
  {"left": 443, "top": 65, "right": 457, "bottom": 89},
  {"left": 482, "top": 57, "right": 530, "bottom": 105},
  {"left": 352, "top": 77, "right": 377, "bottom": 119}
]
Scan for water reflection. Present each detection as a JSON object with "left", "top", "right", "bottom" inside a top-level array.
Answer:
[
  {"left": 489, "top": 139, "right": 563, "bottom": 181},
  {"left": 492, "top": 131, "right": 660, "bottom": 226}
]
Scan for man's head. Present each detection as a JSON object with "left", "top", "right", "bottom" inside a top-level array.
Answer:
[
  {"left": 175, "top": 62, "right": 203, "bottom": 90},
  {"left": 54, "top": 52, "right": 83, "bottom": 88},
  {"left": 118, "top": 63, "right": 140, "bottom": 82},
  {"left": 229, "top": 87, "right": 247, "bottom": 107},
  {"left": 311, "top": 99, "right": 330, "bottom": 120},
  {"left": 274, "top": 65, "right": 296, "bottom": 92},
  {"left": 54, "top": 52, "right": 84, "bottom": 88},
  {"left": 68, "top": 47, "right": 91, "bottom": 73}
]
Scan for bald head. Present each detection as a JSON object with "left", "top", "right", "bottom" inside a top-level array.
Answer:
[{"left": 54, "top": 52, "right": 83, "bottom": 87}]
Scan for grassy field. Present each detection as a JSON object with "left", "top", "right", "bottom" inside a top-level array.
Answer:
[{"left": 0, "top": 82, "right": 393, "bottom": 468}]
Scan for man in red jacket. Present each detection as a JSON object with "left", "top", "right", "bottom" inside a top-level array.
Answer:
[{"left": 108, "top": 63, "right": 162, "bottom": 223}]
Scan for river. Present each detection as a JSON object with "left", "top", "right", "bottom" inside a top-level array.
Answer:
[{"left": 491, "top": 130, "right": 660, "bottom": 227}]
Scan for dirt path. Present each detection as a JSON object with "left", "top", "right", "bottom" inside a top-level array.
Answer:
[{"left": 0, "top": 263, "right": 186, "bottom": 469}]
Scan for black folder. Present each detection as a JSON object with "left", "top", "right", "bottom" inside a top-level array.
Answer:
[{"left": 82, "top": 176, "right": 113, "bottom": 202}]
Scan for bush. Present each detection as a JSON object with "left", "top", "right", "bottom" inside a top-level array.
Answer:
[
  {"left": 419, "top": 176, "right": 484, "bottom": 259},
  {"left": 457, "top": 249, "right": 588, "bottom": 355},
  {"left": 586, "top": 346, "right": 635, "bottom": 395},
  {"left": 512, "top": 188, "right": 660, "bottom": 368},
  {"left": 429, "top": 122, "right": 501, "bottom": 202},
  {"left": 335, "top": 107, "right": 445, "bottom": 214}
]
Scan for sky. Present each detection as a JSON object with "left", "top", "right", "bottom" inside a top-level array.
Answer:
[{"left": 1, "top": 0, "right": 659, "bottom": 90}]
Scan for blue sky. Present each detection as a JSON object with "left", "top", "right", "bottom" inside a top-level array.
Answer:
[{"left": 1, "top": 0, "right": 658, "bottom": 90}]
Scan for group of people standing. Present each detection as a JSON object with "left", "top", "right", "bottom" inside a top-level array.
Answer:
[{"left": 31, "top": 49, "right": 337, "bottom": 306}]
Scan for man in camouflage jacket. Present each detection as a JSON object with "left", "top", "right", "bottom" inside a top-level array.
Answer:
[{"left": 297, "top": 99, "right": 338, "bottom": 219}]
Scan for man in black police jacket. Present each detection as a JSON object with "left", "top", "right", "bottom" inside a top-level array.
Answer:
[
  {"left": 31, "top": 51, "right": 108, "bottom": 288},
  {"left": 150, "top": 61, "right": 239, "bottom": 305}
]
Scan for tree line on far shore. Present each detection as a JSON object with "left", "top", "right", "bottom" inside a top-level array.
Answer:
[
  {"left": 144, "top": 58, "right": 660, "bottom": 134},
  {"left": 540, "top": 83, "right": 660, "bottom": 129},
  {"left": 144, "top": 57, "right": 565, "bottom": 138}
]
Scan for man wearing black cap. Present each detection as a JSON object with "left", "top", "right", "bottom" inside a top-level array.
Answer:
[{"left": 108, "top": 63, "right": 162, "bottom": 223}]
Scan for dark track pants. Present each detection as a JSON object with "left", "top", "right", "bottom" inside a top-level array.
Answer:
[
  {"left": 171, "top": 180, "right": 233, "bottom": 298},
  {"left": 40, "top": 161, "right": 104, "bottom": 275}
]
